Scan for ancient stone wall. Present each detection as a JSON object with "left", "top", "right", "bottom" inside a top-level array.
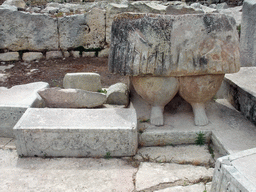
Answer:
[{"left": 0, "top": 1, "right": 242, "bottom": 61}]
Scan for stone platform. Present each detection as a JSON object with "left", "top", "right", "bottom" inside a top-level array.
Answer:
[
  {"left": 14, "top": 108, "right": 137, "bottom": 157},
  {"left": 0, "top": 82, "right": 49, "bottom": 137}
]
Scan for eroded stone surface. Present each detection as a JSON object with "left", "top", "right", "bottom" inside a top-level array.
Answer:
[
  {"left": 0, "top": 149, "right": 136, "bottom": 191},
  {"left": 134, "top": 145, "right": 212, "bottom": 166},
  {"left": 0, "top": 9, "right": 58, "bottom": 51},
  {"left": 135, "top": 162, "right": 214, "bottom": 191},
  {"left": 63, "top": 72, "right": 102, "bottom": 92},
  {"left": 59, "top": 8, "right": 105, "bottom": 50},
  {"left": 109, "top": 13, "right": 240, "bottom": 76},
  {"left": 38, "top": 87, "right": 106, "bottom": 108},
  {"left": 14, "top": 107, "right": 137, "bottom": 157}
]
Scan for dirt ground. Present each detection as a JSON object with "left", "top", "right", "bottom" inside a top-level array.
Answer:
[{"left": 0, "top": 57, "right": 128, "bottom": 88}]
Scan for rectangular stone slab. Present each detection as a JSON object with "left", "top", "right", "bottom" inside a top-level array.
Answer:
[
  {"left": 14, "top": 108, "right": 138, "bottom": 157},
  {"left": 109, "top": 13, "right": 240, "bottom": 76}
]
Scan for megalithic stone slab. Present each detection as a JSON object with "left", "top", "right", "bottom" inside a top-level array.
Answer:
[
  {"left": 0, "top": 82, "right": 49, "bottom": 137},
  {"left": 14, "top": 108, "right": 137, "bottom": 157},
  {"left": 109, "top": 13, "right": 240, "bottom": 76},
  {"left": 0, "top": 9, "right": 58, "bottom": 51}
]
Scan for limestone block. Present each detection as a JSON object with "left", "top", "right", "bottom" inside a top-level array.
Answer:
[
  {"left": 0, "top": 82, "right": 49, "bottom": 137},
  {"left": 71, "top": 51, "right": 80, "bottom": 58},
  {"left": 22, "top": 52, "right": 43, "bottom": 62},
  {"left": 0, "top": 52, "right": 19, "bottom": 61},
  {"left": 134, "top": 145, "right": 212, "bottom": 166},
  {"left": 240, "top": 0, "right": 256, "bottom": 66},
  {"left": 58, "top": 8, "right": 106, "bottom": 50},
  {"left": 106, "top": 83, "right": 129, "bottom": 105},
  {"left": 82, "top": 52, "right": 95, "bottom": 57},
  {"left": 0, "top": 9, "right": 58, "bottom": 51},
  {"left": 135, "top": 162, "right": 214, "bottom": 191},
  {"left": 2, "top": 0, "right": 26, "bottom": 9},
  {"left": 14, "top": 107, "right": 138, "bottom": 157},
  {"left": 109, "top": 13, "right": 240, "bottom": 76},
  {"left": 46, "top": 51, "right": 62, "bottom": 60},
  {"left": 38, "top": 87, "right": 106, "bottom": 108},
  {"left": 98, "top": 48, "right": 109, "bottom": 57},
  {"left": 63, "top": 72, "right": 102, "bottom": 92}
]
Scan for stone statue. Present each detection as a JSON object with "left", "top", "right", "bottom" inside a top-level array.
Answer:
[{"left": 108, "top": 13, "right": 240, "bottom": 126}]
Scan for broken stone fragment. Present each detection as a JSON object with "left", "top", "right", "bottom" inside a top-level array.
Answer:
[
  {"left": 38, "top": 87, "right": 106, "bottom": 108},
  {"left": 106, "top": 83, "right": 129, "bottom": 105},
  {"left": 63, "top": 72, "right": 102, "bottom": 92},
  {"left": 109, "top": 13, "right": 240, "bottom": 76}
]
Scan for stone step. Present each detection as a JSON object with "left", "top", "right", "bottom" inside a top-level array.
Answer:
[
  {"left": 135, "top": 162, "right": 214, "bottom": 191},
  {"left": 14, "top": 107, "right": 137, "bottom": 157},
  {"left": 155, "top": 182, "right": 212, "bottom": 192},
  {"left": 134, "top": 145, "right": 214, "bottom": 166}
]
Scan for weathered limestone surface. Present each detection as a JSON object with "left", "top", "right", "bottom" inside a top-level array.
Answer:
[
  {"left": 14, "top": 107, "right": 137, "bottom": 157},
  {"left": 211, "top": 148, "right": 256, "bottom": 192},
  {"left": 109, "top": 13, "right": 240, "bottom": 76},
  {"left": 22, "top": 52, "right": 43, "bottom": 62},
  {"left": 0, "top": 149, "right": 137, "bottom": 192},
  {"left": 135, "top": 162, "right": 214, "bottom": 191},
  {"left": 0, "top": 9, "right": 58, "bottom": 51},
  {"left": 134, "top": 145, "right": 213, "bottom": 166},
  {"left": 0, "top": 82, "right": 49, "bottom": 137},
  {"left": 240, "top": 0, "right": 256, "bottom": 66},
  {"left": 82, "top": 52, "right": 95, "bottom": 57},
  {"left": 63, "top": 72, "right": 102, "bottom": 92},
  {"left": 38, "top": 87, "right": 106, "bottom": 108},
  {"left": 0, "top": 52, "right": 19, "bottom": 61},
  {"left": 106, "top": 83, "right": 129, "bottom": 105},
  {"left": 58, "top": 8, "right": 106, "bottom": 50}
]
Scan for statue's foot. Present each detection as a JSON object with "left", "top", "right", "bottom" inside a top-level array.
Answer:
[
  {"left": 191, "top": 103, "right": 209, "bottom": 126},
  {"left": 150, "top": 106, "right": 164, "bottom": 126}
]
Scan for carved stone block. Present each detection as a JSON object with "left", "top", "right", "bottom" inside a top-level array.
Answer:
[
  {"left": 109, "top": 13, "right": 240, "bottom": 76},
  {"left": 14, "top": 108, "right": 137, "bottom": 157}
]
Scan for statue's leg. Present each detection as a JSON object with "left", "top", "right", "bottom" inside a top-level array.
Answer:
[
  {"left": 179, "top": 74, "right": 224, "bottom": 126},
  {"left": 131, "top": 76, "right": 179, "bottom": 126}
]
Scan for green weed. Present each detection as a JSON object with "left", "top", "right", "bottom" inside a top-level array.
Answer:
[{"left": 195, "top": 131, "right": 206, "bottom": 146}]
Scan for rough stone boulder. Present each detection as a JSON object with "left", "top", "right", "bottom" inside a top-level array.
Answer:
[
  {"left": 38, "top": 87, "right": 106, "bottom": 108},
  {"left": 63, "top": 72, "right": 102, "bottom": 92},
  {"left": 106, "top": 83, "right": 129, "bottom": 105},
  {"left": 0, "top": 9, "right": 58, "bottom": 51},
  {"left": 109, "top": 13, "right": 240, "bottom": 77}
]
